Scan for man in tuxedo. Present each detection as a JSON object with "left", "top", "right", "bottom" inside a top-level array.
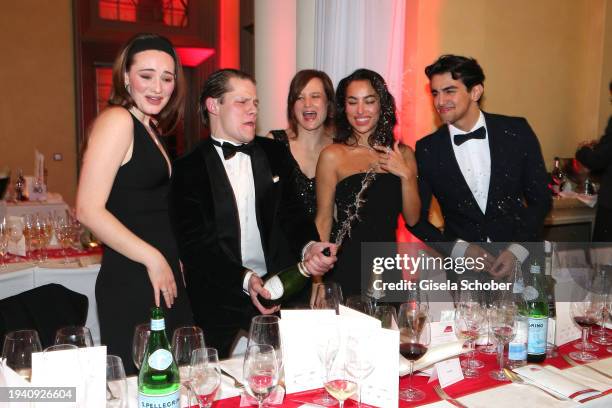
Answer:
[
  {"left": 170, "top": 69, "right": 337, "bottom": 357},
  {"left": 409, "top": 55, "right": 552, "bottom": 279}
]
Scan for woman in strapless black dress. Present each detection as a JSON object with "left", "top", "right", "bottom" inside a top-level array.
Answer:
[
  {"left": 76, "top": 34, "right": 192, "bottom": 374},
  {"left": 315, "top": 69, "right": 421, "bottom": 298},
  {"left": 268, "top": 70, "right": 336, "bottom": 219}
]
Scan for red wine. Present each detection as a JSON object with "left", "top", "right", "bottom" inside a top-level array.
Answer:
[
  {"left": 574, "top": 316, "right": 598, "bottom": 328},
  {"left": 399, "top": 343, "right": 428, "bottom": 361}
]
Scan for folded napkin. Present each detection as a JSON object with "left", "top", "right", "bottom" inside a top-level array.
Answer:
[
  {"left": 399, "top": 340, "right": 464, "bottom": 376},
  {"left": 513, "top": 364, "right": 605, "bottom": 401}
]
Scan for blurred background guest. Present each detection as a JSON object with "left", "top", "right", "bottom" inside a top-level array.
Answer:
[
  {"left": 315, "top": 69, "right": 420, "bottom": 298},
  {"left": 576, "top": 80, "right": 612, "bottom": 242},
  {"left": 267, "top": 69, "right": 336, "bottom": 220},
  {"left": 76, "top": 33, "right": 193, "bottom": 374}
]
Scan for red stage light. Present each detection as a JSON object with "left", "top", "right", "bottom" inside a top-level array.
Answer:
[{"left": 175, "top": 47, "right": 215, "bottom": 67}]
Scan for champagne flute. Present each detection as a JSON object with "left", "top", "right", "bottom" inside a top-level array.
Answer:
[
  {"left": 190, "top": 347, "right": 221, "bottom": 408},
  {"left": 2, "top": 329, "right": 43, "bottom": 381},
  {"left": 570, "top": 291, "right": 600, "bottom": 362},
  {"left": 248, "top": 315, "right": 283, "bottom": 375},
  {"left": 54, "top": 326, "right": 94, "bottom": 347},
  {"left": 489, "top": 300, "right": 517, "bottom": 381},
  {"left": 398, "top": 302, "right": 430, "bottom": 401},
  {"left": 454, "top": 301, "right": 483, "bottom": 378},
  {"left": 106, "top": 355, "right": 127, "bottom": 407},
  {"left": 172, "top": 326, "right": 206, "bottom": 381},
  {"left": 243, "top": 344, "right": 279, "bottom": 408},
  {"left": 132, "top": 323, "right": 151, "bottom": 371}
]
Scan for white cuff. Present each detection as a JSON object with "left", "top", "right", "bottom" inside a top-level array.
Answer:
[
  {"left": 508, "top": 244, "right": 529, "bottom": 264},
  {"left": 242, "top": 270, "right": 255, "bottom": 295},
  {"left": 451, "top": 240, "right": 469, "bottom": 259},
  {"left": 301, "top": 241, "right": 316, "bottom": 261}
]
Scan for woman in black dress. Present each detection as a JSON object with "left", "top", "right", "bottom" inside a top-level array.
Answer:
[
  {"left": 76, "top": 34, "right": 192, "bottom": 373},
  {"left": 315, "top": 69, "right": 420, "bottom": 297},
  {"left": 267, "top": 70, "right": 335, "bottom": 218}
]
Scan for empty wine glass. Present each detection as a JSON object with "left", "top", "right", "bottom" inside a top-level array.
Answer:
[
  {"left": 53, "top": 213, "right": 72, "bottom": 263},
  {"left": 591, "top": 264, "right": 611, "bottom": 346},
  {"left": 7, "top": 217, "right": 23, "bottom": 256},
  {"left": 243, "top": 344, "right": 279, "bottom": 408},
  {"left": 42, "top": 344, "right": 85, "bottom": 406},
  {"left": 345, "top": 295, "right": 374, "bottom": 315},
  {"left": 346, "top": 332, "right": 375, "bottom": 407},
  {"left": 489, "top": 300, "right": 517, "bottom": 381},
  {"left": 132, "top": 323, "right": 150, "bottom": 371},
  {"left": 190, "top": 347, "right": 221, "bottom": 408},
  {"left": 106, "top": 355, "right": 127, "bottom": 407},
  {"left": 2, "top": 329, "right": 43, "bottom": 381},
  {"left": 374, "top": 304, "right": 398, "bottom": 329},
  {"left": 55, "top": 326, "right": 94, "bottom": 347},
  {"left": 398, "top": 302, "right": 431, "bottom": 401},
  {"left": 454, "top": 300, "right": 483, "bottom": 378},
  {"left": 248, "top": 315, "right": 283, "bottom": 375},
  {"left": 457, "top": 288, "right": 485, "bottom": 370},
  {"left": 570, "top": 290, "right": 600, "bottom": 362},
  {"left": 311, "top": 282, "right": 343, "bottom": 313},
  {"left": 172, "top": 326, "right": 206, "bottom": 381}
]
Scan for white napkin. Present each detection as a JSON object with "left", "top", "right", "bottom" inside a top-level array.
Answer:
[
  {"left": 513, "top": 364, "right": 603, "bottom": 401},
  {"left": 400, "top": 340, "right": 465, "bottom": 376}
]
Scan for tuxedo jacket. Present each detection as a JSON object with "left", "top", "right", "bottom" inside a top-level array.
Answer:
[
  {"left": 409, "top": 112, "right": 552, "bottom": 253},
  {"left": 170, "top": 137, "right": 318, "bottom": 343},
  {"left": 576, "top": 116, "right": 612, "bottom": 209}
]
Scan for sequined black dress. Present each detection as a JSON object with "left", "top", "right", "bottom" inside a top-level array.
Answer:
[
  {"left": 270, "top": 130, "right": 317, "bottom": 219},
  {"left": 328, "top": 173, "right": 402, "bottom": 297}
]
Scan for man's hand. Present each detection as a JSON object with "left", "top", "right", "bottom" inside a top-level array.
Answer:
[
  {"left": 303, "top": 242, "right": 338, "bottom": 276},
  {"left": 465, "top": 244, "right": 496, "bottom": 272},
  {"left": 489, "top": 250, "right": 517, "bottom": 280},
  {"left": 248, "top": 274, "right": 280, "bottom": 314}
]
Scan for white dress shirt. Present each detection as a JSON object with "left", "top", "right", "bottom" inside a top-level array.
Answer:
[{"left": 211, "top": 136, "right": 267, "bottom": 291}]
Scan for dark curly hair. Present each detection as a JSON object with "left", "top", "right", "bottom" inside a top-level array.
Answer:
[
  {"left": 334, "top": 69, "right": 396, "bottom": 148},
  {"left": 424, "top": 55, "right": 485, "bottom": 91}
]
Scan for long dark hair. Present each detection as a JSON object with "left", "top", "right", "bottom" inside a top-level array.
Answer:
[
  {"left": 334, "top": 69, "right": 396, "bottom": 148},
  {"left": 286, "top": 70, "right": 335, "bottom": 136},
  {"left": 108, "top": 33, "right": 185, "bottom": 134}
]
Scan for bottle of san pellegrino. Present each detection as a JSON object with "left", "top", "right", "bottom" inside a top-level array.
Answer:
[
  {"left": 138, "top": 307, "right": 180, "bottom": 407},
  {"left": 258, "top": 262, "right": 311, "bottom": 308},
  {"left": 525, "top": 260, "right": 549, "bottom": 363}
]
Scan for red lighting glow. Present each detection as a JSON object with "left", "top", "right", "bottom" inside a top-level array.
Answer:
[{"left": 175, "top": 47, "right": 215, "bottom": 67}]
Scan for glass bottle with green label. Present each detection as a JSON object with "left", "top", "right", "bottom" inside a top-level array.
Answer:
[
  {"left": 138, "top": 306, "right": 180, "bottom": 407},
  {"left": 525, "top": 260, "right": 549, "bottom": 363}
]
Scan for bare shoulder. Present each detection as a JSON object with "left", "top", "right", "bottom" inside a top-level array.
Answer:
[
  {"left": 320, "top": 143, "right": 347, "bottom": 160},
  {"left": 88, "top": 106, "right": 134, "bottom": 144}
]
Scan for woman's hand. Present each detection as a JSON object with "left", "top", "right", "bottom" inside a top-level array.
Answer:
[
  {"left": 375, "top": 140, "right": 417, "bottom": 180},
  {"left": 146, "top": 252, "right": 178, "bottom": 308}
]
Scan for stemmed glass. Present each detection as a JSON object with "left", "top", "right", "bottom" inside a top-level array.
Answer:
[
  {"left": 374, "top": 304, "right": 398, "bottom": 329},
  {"left": 591, "top": 264, "right": 611, "bottom": 346},
  {"left": 106, "top": 355, "right": 127, "bottom": 407},
  {"left": 7, "top": 217, "right": 23, "bottom": 257},
  {"left": 53, "top": 213, "right": 72, "bottom": 263},
  {"left": 570, "top": 289, "right": 601, "bottom": 362},
  {"left": 324, "top": 343, "right": 358, "bottom": 408},
  {"left": 190, "top": 347, "right": 221, "bottom": 408},
  {"left": 457, "top": 288, "right": 485, "bottom": 370},
  {"left": 172, "top": 326, "right": 206, "bottom": 378},
  {"left": 454, "top": 298, "right": 483, "bottom": 378},
  {"left": 248, "top": 315, "right": 283, "bottom": 377},
  {"left": 0, "top": 219, "right": 9, "bottom": 268},
  {"left": 132, "top": 323, "right": 151, "bottom": 371},
  {"left": 488, "top": 299, "right": 517, "bottom": 381},
  {"left": 311, "top": 282, "right": 343, "bottom": 313},
  {"left": 36, "top": 214, "right": 51, "bottom": 261},
  {"left": 346, "top": 332, "right": 375, "bottom": 407},
  {"left": 54, "top": 326, "right": 94, "bottom": 347},
  {"left": 345, "top": 295, "right": 374, "bottom": 315},
  {"left": 398, "top": 301, "right": 431, "bottom": 402},
  {"left": 243, "top": 344, "right": 279, "bottom": 408},
  {"left": 2, "top": 329, "right": 43, "bottom": 381}
]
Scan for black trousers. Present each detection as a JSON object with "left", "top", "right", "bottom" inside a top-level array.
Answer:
[{"left": 593, "top": 205, "right": 612, "bottom": 242}]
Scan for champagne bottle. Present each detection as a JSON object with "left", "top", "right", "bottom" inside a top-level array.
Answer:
[
  {"left": 258, "top": 262, "right": 311, "bottom": 308},
  {"left": 508, "top": 261, "right": 528, "bottom": 368},
  {"left": 15, "top": 169, "right": 26, "bottom": 201},
  {"left": 543, "top": 241, "right": 556, "bottom": 318},
  {"left": 138, "top": 307, "right": 180, "bottom": 407},
  {"left": 525, "top": 260, "right": 549, "bottom": 363},
  {"left": 550, "top": 157, "right": 565, "bottom": 195}
]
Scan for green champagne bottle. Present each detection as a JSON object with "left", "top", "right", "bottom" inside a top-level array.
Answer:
[
  {"left": 257, "top": 262, "right": 310, "bottom": 308},
  {"left": 138, "top": 307, "right": 180, "bottom": 407},
  {"left": 525, "top": 260, "right": 549, "bottom": 363}
]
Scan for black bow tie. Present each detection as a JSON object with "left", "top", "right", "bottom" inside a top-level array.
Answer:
[
  {"left": 211, "top": 139, "right": 254, "bottom": 160},
  {"left": 453, "top": 126, "right": 486, "bottom": 146}
]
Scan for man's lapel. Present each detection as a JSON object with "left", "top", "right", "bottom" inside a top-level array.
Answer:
[
  {"left": 202, "top": 138, "right": 242, "bottom": 263},
  {"left": 483, "top": 112, "right": 504, "bottom": 215}
]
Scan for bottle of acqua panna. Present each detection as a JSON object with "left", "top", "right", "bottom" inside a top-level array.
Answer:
[{"left": 138, "top": 307, "right": 180, "bottom": 407}]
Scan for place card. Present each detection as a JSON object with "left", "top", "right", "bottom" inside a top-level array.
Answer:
[
  {"left": 430, "top": 358, "right": 464, "bottom": 388},
  {"left": 429, "top": 321, "right": 458, "bottom": 346}
]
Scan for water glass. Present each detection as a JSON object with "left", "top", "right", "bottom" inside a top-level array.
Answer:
[
  {"left": 190, "top": 347, "right": 221, "bottom": 408},
  {"left": 243, "top": 344, "right": 279, "bottom": 408},
  {"left": 311, "top": 282, "right": 343, "bottom": 313},
  {"left": 132, "top": 323, "right": 150, "bottom": 370},
  {"left": 55, "top": 326, "right": 94, "bottom": 348},
  {"left": 248, "top": 315, "right": 283, "bottom": 373},
  {"left": 106, "top": 355, "right": 127, "bottom": 407},
  {"left": 172, "top": 326, "right": 206, "bottom": 380},
  {"left": 2, "top": 329, "right": 43, "bottom": 381}
]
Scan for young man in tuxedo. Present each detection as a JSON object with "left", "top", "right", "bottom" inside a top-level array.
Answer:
[
  {"left": 170, "top": 69, "right": 337, "bottom": 357},
  {"left": 409, "top": 55, "right": 552, "bottom": 279}
]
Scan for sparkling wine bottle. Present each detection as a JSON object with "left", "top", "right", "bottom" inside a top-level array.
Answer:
[
  {"left": 138, "top": 307, "right": 180, "bottom": 407},
  {"left": 15, "top": 169, "right": 26, "bottom": 201},
  {"left": 551, "top": 157, "right": 565, "bottom": 195},
  {"left": 525, "top": 260, "right": 549, "bottom": 363},
  {"left": 258, "top": 262, "right": 311, "bottom": 308}
]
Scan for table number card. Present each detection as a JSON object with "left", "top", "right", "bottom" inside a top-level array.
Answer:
[{"left": 554, "top": 302, "right": 581, "bottom": 346}]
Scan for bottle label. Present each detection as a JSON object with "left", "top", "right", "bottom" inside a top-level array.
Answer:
[
  {"left": 264, "top": 276, "right": 284, "bottom": 300},
  {"left": 148, "top": 349, "right": 173, "bottom": 371},
  {"left": 509, "top": 317, "right": 528, "bottom": 361},
  {"left": 527, "top": 317, "right": 548, "bottom": 355},
  {"left": 138, "top": 389, "right": 180, "bottom": 407},
  {"left": 151, "top": 318, "right": 165, "bottom": 331}
]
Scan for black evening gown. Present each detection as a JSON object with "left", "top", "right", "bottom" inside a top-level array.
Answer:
[
  {"left": 328, "top": 173, "right": 402, "bottom": 298},
  {"left": 270, "top": 130, "right": 317, "bottom": 219},
  {"left": 96, "top": 111, "right": 193, "bottom": 375}
]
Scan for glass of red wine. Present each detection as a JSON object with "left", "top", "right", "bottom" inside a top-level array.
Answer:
[
  {"left": 488, "top": 300, "right": 517, "bottom": 381},
  {"left": 570, "top": 292, "right": 600, "bottom": 362},
  {"left": 398, "top": 302, "right": 431, "bottom": 402}
]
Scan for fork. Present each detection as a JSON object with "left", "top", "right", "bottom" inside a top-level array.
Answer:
[
  {"left": 561, "top": 353, "right": 612, "bottom": 380},
  {"left": 433, "top": 384, "right": 468, "bottom": 408},
  {"left": 220, "top": 367, "right": 244, "bottom": 389},
  {"left": 503, "top": 368, "right": 568, "bottom": 401}
]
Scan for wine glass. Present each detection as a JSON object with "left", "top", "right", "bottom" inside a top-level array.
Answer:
[
  {"left": 53, "top": 213, "right": 72, "bottom": 263},
  {"left": 54, "top": 326, "right": 94, "bottom": 347},
  {"left": 36, "top": 214, "right": 51, "bottom": 261},
  {"left": 398, "top": 302, "right": 430, "bottom": 401},
  {"left": 570, "top": 290, "right": 600, "bottom": 362},
  {"left": 311, "top": 282, "right": 343, "bottom": 313},
  {"left": 591, "top": 264, "right": 612, "bottom": 346},
  {"left": 346, "top": 332, "right": 375, "bottom": 407},
  {"left": 457, "top": 288, "right": 485, "bottom": 370},
  {"left": 324, "top": 343, "right": 358, "bottom": 408},
  {"left": 42, "top": 344, "right": 85, "bottom": 406},
  {"left": 454, "top": 300, "right": 483, "bottom": 378},
  {"left": 106, "top": 355, "right": 127, "bottom": 407},
  {"left": 345, "top": 295, "right": 374, "bottom": 315},
  {"left": 132, "top": 323, "right": 151, "bottom": 371},
  {"left": 374, "top": 304, "right": 398, "bottom": 329},
  {"left": 243, "top": 344, "right": 279, "bottom": 408},
  {"left": 313, "top": 329, "right": 341, "bottom": 406},
  {"left": 2, "top": 329, "right": 43, "bottom": 381},
  {"left": 7, "top": 217, "right": 23, "bottom": 256},
  {"left": 248, "top": 315, "right": 283, "bottom": 375},
  {"left": 0, "top": 219, "right": 9, "bottom": 268},
  {"left": 488, "top": 300, "right": 517, "bottom": 381},
  {"left": 190, "top": 347, "right": 221, "bottom": 408},
  {"left": 172, "top": 326, "right": 206, "bottom": 380}
]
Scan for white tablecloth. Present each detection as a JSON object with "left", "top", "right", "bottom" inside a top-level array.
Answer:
[
  {"left": 0, "top": 199, "right": 69, "bottom": 220},
  {"left": 0, "top": 263, "right": 101, "bottom": 345}
]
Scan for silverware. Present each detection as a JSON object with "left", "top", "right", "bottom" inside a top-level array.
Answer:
[
  {"left": 561, "top": 353, "right": 612, "bottom": 380},
  {"left": 220, "top": 368, "right": 244, "bottom": 389},
  {"left": 503, "top": 368, "right": 569, "bottom": 401},
  {"left": 433, "top": 384, "right": 468, "bottom": 408}
]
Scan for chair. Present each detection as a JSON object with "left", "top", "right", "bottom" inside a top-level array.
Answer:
[{"left": 0, "top": 284, "right": 88, "bottom": 350}]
